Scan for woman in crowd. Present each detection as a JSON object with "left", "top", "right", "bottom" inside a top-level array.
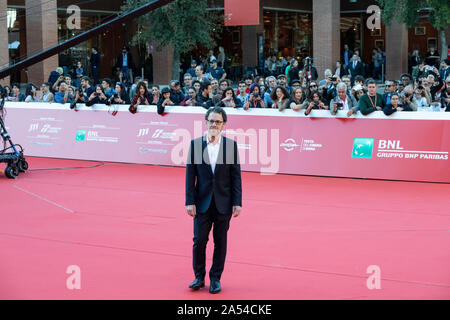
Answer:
[
  {"left": 244, "top": 83, "right": 265, "bottom": 109},
  {"left": 150, "top": 85, "right": 160, "bottom": 105},
  {"left": 414, "top": 85, "right": 430, "bottom": 109},
  {"left": 157, "top": 87, "right": 175, "bottom": 115},
  {"left": 109, "top": 82, "right": 130, "bottom": 104},
  {"left": 129, "top": 81, "right": 150, "bottom": 114},
  {"left": 24, "top": 83, "right": 40, "bottom": 102},
  {"left": 305, "top": 90, "right": 327, "bottom": 116},
  {"left": 289, "top": 87, "right": 308, "bottom": 111},
  {"left": 383, "top": 92, "right": 412, "bottom": 115},
  {"left": 352, "top": 84, "right": 366, "bottom": 102},
  {"left": 216, "top": 88, "right": 242, "bottom": 108},
  {"left": 270, "top": 86, "right": 290, "bottom": 111},
  {"left": 86, "top": 84, "right": 108, "bottom": 106},
  {"left": 180, "top": 87, "right": 197, "bottom": 106}
]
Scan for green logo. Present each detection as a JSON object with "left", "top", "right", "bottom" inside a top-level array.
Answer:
[
  {"left": 352, "top": 138, "right": 374, "bottom": 159},
  {"left": 76, "top": 130, "right": 86, "bottom": 142}
]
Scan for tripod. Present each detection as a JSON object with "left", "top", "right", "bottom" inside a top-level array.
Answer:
[{"left": 0, "top": 95, "right": 28, "bottom": 179}]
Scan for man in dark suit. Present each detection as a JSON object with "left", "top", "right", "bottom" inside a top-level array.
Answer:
[
  {"left": 185, "top": 107, "right": 242, "bottom": 294},
  {"left": 348, "top": 54, "right": 364, "bottom": 85}
]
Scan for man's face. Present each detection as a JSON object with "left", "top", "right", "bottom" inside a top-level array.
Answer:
[
  {"left": 65, "top": 77, "right": 71, "bottom": 84},
  {"left": 211, "top": 80, "right": 219, "bottom": 90},
  {"left": 205, "top": 85, "right": 212, "bottom": 95},
  {"left": 353, "top": 55, "right": 358, "bottom": 62},
  {"left": 184, "top": 76, "right": 192, "bottom": 87},
  {"left": 59, "top": 83, "right": 67, "bottom": 92},
  {"left": 278, "top": 77, "right": 286, "bottom": 85},
  {"left": 102, "top": 81, "right": 109, "bottom": 89},
  {"left": 344, "top": 45, "right": 349, "bottom": 51},
  {"left": 207, "top": 112, "right": 225, "bottom": 137},
  {"left": 245, "top": 79, "right": 252, "bottom": 86},
  {"left": 368, "top": 84, "right": 377, "bottom": 95},
  {"left": 212, "top": 62, "right": 217, "bottom": 69},
  {"left": 269, "top": 78, "right": 277, "bottom": 88},
  {"left": 401, "top": 77, "right": 410, "bottom": 86},
  {"left": 195, "top": 66, "right": 203, "bottom": 77},
  {"left": 343, "top": 78, "right": 351, "bottom": 88},
  {"left": 42, "top": 84, "right": 48, "bottom": 92},
  {"left": 386, "top": 81, "right": 395, "bottom": 93},
  {"left": 13, "top": 86, "right": 19, "bottom": 94},
  {"left": 238, "top": 83, "right": 247, "bottom": 93},
  {"left": 219, "top": 81, "right": 228, "bottom": 91},
  {"left": 337, "top": 88, "right": 346, "bottom": 100}
]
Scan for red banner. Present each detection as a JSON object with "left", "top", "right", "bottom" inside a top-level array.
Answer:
[{"left": 224, "top": 0, "right": 260, "bottom": 26}]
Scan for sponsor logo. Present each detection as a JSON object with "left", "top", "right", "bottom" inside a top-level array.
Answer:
[
  {"left": 137, "top": 128, "right": 150, "bottom": 137},
  {"left": 352, "top": 138, "right": 374, "bottom": 159},
  {"left": 280, "top": 138, "right": 300, "bottom": 152},
  {"left": 139, "top": 146, "right": 167, "bottom": 154},
  {"left": 76, "top": 130, "right": 87, "bottom": 141}
]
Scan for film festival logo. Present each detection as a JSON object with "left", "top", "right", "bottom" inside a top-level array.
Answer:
[{"left": 169, "top": 121, "right": 281, "bottom": 175}]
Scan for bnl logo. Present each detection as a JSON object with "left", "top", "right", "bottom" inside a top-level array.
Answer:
[
  {"left": 352, "top": 138, "right": 374, "bottom": 159},
  {"left": 76, "top": 130, "right": 87, "bottom": 141}
]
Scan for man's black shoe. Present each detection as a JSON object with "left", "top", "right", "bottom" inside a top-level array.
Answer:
[
  {"left": 209, "top": 279, "right": 221, "bottom": 294},
  {"left": 188, "top": 278, "right": 205, "bottom": 290}
]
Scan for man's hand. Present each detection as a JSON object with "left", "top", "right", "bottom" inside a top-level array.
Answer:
[
  {"left": 232, "top": 206, "right": 242, "bottom": 218},
  {"left": 186, "top": 205, "right": 196, "bottom": 218}
]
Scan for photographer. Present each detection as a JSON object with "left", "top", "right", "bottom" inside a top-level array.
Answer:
[
  {"left": 243, "top": 83, "right": 265, "bottom": 109},
  {"left": 157, "top": 87, "right": 174, "bottom": 115},
  {"left": 330, "top": 83, "right": 359, "bottom": 117},
  {"left": 383, "top": 93, "right": 413, "bottom": 115},
  {"left": 54, "top": 82, "right": 71, "bottom": 104},
  {"left": 180, "top": 87, "right": 197, "bottom": 106},
  {"left": 400, "top": 86, "right": 418, "bottom": 111},
  {"left": 85, "top": 84, "right": 108, "bottom": 106},
  {"left": 129, "top": 82, "right": 150, "bottom": 114},
  {"left": 215, "top": 88, "right": 241, "bottom": 109},
  {"left": 303, "top": 57, "right": 318, "bottom": 82},
  {"left": 305, "top": 91, "right": 327, "bottom": 116}
]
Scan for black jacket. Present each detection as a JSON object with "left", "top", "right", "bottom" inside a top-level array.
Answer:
[
  {"left": 195, "top": 93, "right": 214, "bottom": 109},
  {"left": 185, "top": 136, "right": 242, "bottom": 215}
]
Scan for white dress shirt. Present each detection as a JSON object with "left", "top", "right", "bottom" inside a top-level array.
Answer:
[{"left": 206, "top": 134, "right": 222, "bottom": 174}]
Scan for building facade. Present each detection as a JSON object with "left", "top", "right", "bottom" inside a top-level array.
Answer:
[{"left": 0, "top": 0, "right": 449, "bottom": 86}]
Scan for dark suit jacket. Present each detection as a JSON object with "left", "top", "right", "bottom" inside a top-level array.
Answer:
[
  {"left": 348, "top": 61, "right": 364, "bottom": 78},
  {"left": 186, "top": 135, "right": 242, "bottom": 215}
]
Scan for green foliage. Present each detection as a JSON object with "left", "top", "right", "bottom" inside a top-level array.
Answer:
[
  {"left": 122, "top": 0, "right": 221, "bottom": 54},
  {"left": 377, "top": 0, "right": 449, "bottom": 30}
]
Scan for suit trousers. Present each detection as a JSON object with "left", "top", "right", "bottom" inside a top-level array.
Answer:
[{"left": 192, "top": 196, "right": 232, "bottom": 281}]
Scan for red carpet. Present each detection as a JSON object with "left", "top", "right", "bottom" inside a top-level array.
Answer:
[{"left": 0, "top": 157, "right": 449, "bottom": 299}]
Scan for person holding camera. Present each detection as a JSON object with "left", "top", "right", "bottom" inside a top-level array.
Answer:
[
  {"left": 303, "top": 57, "right": 318, "bottom": 82},
  {"left": 383, "top": 92, "right": 413, "bottom": 115},
  {"left": 129, "top": 82, "right": 150, "bottom": 114},
  {"left": 180, "top": 87, "right": 197, "bottom": 107},
  {"left": 330, "top": 83, "right": 359, "bottom": 117},
  {"left": 157, "top": 87, "right": 175, "bottom": 115},
  {"left": 215, "top": 88, "right": 241, "bottom": 109},
  {"left": 243, "top": 84, "right": 265, "bottom": 110},
  {"left": 85, "top": 84, "right": 108, "bottom": 106},
  {"left": 400, "top": 86, "right": 418, "bottom": 111},
  {"left": 304, "top": 90, "right": 327, "bottom": 115},
  {"left": 54, "top": 82, "right": 71, "bottom": 104}
]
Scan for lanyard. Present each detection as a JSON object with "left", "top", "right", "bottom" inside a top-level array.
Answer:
[{"left": 368, "top": 94, "right": 377, "bottom": 108}]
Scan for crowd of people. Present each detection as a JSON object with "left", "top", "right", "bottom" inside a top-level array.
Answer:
[{"left": 1, "top": 45, "right": 450, "bottom": 116}]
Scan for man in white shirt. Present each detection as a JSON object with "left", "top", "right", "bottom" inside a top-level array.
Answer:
[{"left": 330, "top": 83, "right": 359, "bottom": 117}]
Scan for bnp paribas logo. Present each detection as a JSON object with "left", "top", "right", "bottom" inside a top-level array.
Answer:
[
  {"left": 75, "top": 130, "right": 86, "bottom": 142},
  {"left": 352, "top": 138, "right": 374, "bottom": 159}
]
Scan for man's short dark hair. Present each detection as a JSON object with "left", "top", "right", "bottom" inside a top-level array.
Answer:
[
  {"left": 219, "top": 79, "right": 229, "bottom": 86},
  {"left": 81, "top": 76, "right": 91, "bottom": 84},
  {"left": 205, "top": 106, "right": 227, "bottom": 123},
  {"left": 102, "top": 78, "right": 112, "bottom": 86},
  {"left": 366, "top": 79, "right": 377, "bottom": 86},
  {"left": 355, "top": 75, "right": 365, "bottom": 83},
  {"left": 400, "top": 73, "right": 413, "bottom": 80},
  {"left": 200, "top": 81, "right": 211, "bottom": 93},
  {"left": 12, "top": 83, "right": 20, "bottom": 89}
]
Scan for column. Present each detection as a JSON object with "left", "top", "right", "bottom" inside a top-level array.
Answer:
[
  {"left": 385, "top": 21, "right": 408, "bottom": 80},
  {"left": 0, "top": 0, "right": 9, "bottom": 86},
  {"left": 25, "top": 0, "right": 58, "bottom": 85},
  {"left": 152, "top": 44, "right": 174, "bottom": 85},
  {"left": 312, "top": 0, "right": 340, "bottom": 79}
]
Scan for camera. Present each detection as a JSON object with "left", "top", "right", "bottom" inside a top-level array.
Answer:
[
  {"left": 331, "top": 77, "right": 337, "bottom": 82},
  {"left": 336, "top": 102, "right": 343, "bottom": 109},
  {"left": 313, "top": 101, "right": 320, "bottom": 107}
]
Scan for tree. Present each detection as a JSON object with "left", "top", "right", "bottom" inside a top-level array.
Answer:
[
  {"left": 122, "top": 0, "right": 221, "bottom": 81},
  {"left": 377, "top": 0, "right": 450, "bottom": 60}
]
